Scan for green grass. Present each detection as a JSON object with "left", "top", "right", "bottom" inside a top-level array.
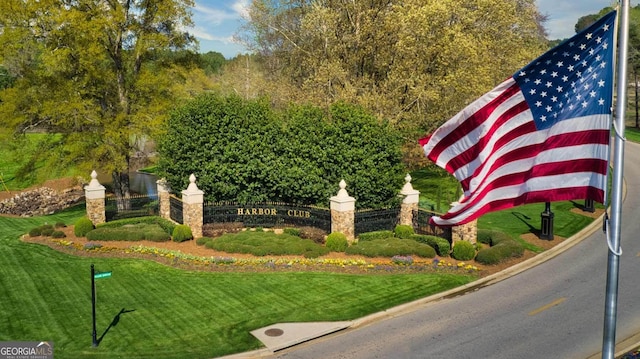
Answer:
[
  {"left": 477, "top": 201, "right": 599, "bottom": 252},
  {"left": 0, "top": 133, "right": 79, "bottom": 190},
  {"left": 411, "top": 161, "right": 603, "bottom": 251},
  {"left": 625, "top": 126, "right": 640, "bottom": 143},
  {"left": 0, "top": 207, "right": 476, "bottom": 359},
  {"left": 410, "top": 166, "right": 461, "bottom": 212}
]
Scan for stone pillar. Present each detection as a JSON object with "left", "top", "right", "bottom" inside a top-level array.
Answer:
[
  {"left": 452, "top": 218, "right": 478, "bottom": 245},
  {"left": 181, "top": 174, "right": 204, "bottom": 238},
  {"left": 330, "top": 179, "right": 356, "bottom": 242},
  {"left": 84, "top": 170, "right": 106, "bottom": 225},
  {"left": 399, "top": 174, "right": 420, "bottom": 226},
  {"left": 157, "top": 178, "right": 171, "bottom": 221}
]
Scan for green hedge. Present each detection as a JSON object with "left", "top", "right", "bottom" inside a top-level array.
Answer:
[
  {"left": 477, "top": 229, "right": 512, "bottom": 245},
  {"left": 172, "top": 224, "right": 193, "bottom": 243},
  {"left": 357, "top": 230, "right": 394, "bottom": 242},
  {"left": 475, "top": 239, "right": 525, "bottom": 265},
  {"left": 97, "top": 216, "right": 176, "bottom": 235},
  {"left": 346, "top": 238, "right": 435, "bottom": 258},
  {"left": 205, "top": 231, "right": 330, "bottom": 258},
  {"left": 157, "top": 95, "right": 405, "bottom": 209},
  {"left": 393, "top": 225, "right": 415, "bottom": 239},
  {"left": 411, "top": 235, "right": 450, "bottom": 257},
  {"left": 86, "top": 224, "right": 171, "bottom": 242}
]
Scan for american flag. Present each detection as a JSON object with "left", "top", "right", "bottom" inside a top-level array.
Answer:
[{"left": 419, "top": 10, "right": 617, "bottom": 227}]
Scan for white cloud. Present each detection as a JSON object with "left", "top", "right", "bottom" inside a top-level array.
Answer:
[
  {"left": 231, "top": 0, "right": 250, "bottom": 19},
  {"left": 193, "top": 3, "right": 236, "bottom": 25}
]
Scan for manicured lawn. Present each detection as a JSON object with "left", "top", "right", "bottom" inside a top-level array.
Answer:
[
  {"left": 0, "top": 133, "right": 79, "bottom": 190},
  {"left": 0, "top": 207, "right": 476, "bottom": 358},
  {"left": 411, "top": 165, "right": 603, "bottom": 249}
]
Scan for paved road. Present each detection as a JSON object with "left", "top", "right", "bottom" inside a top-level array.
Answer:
[{"left": 268, "top": 141, "right": 640, "bottom": 359}]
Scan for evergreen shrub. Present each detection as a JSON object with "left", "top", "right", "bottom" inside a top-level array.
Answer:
[
  {"left": 358, "top": 230, "right": 394, "bottom": 242},
  {"left": 283, "top": 228, "right": 301, "bottom": 237},
  {"left": 74, "top": 217, "right": 94, "bottom": 237},
  {"left": 452, "top": 240, "right": 476, "bottom": 261},
  {"left": 325, "top": 232, "right": 349, "bottom": 252},
  {"left": 41, "top": 227, "right": 55, "bottom": 236},
  {"left": 29, "top": 227, "right": 42, "bottom": 237},
  {"left": 51, "top": 230, "right": 66, "bottom": 238},
  {"left": 475, "top": 239, "right": 525, "bottom": 265},
  {"left": 394, "top": 225, "right": 415, "bottom": 239},
  {"left": 172, "top": 225, "right": 193, "bottom": 242},
  {"left": 196, "top": 237, "right": 211, "bottom": 246}
]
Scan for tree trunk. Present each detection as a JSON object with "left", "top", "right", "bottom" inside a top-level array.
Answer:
[{"left": 112, "top": 171, "right": 131, "bottom": 211}]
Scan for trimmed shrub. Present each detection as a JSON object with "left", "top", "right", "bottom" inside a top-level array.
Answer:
[
  {"left": 41, "top": 227, "right": 55, "bottom": 236},
  {"left": 196, "top": 237, "right": 211, "bottom": 246},
  {"left": 475, "top": 239, "right": 525, "bottom": 265},
  {"left": 204, "top": 231, "right": 330, "bottom": 258},
  {"left": 86, "top": 224, "right": 170, "bottom": 242},
  {"left": 97, "top": 216, "right": 176, "bottom": 235},
  {"left": 345, "top": 238, "right": 435, "bottom": 258},
  {"left": 283, "top": 228, "right": 301, "bottom": 237},
  {"left": 394, "top": 225, "right": 415, "bottom": 239},
  {"left": 51, "top": 230, "right": 66, "bottom": 238},
  {"left": 55, "top": 222, "right": 67, "bottom": 228},
  {"left": 427, "top": 236, "right": 451, "bottom": 257},
  {"left": 477, "top": 229, "right": 512, "bottom": 245},
  {"left": 452, "top": 240, "right": 476, "bottom": 261},
  {"left": 74, "top": 217, "right": 95, "bottom": 237},
  {"left": 410, "top": 235, "right": 450, "bottom": 257},
  {"left": 358, "top": 230, "right": 394, "bottom": 242},
  {"left": 172, "top": 225, "right": 193, "bottom": 243},
  {"left": 325, "top": 232, "right": 349, "bottom": 252},
  {"left": 29, "top": 227, "right": 42, "bottom": 237},
  {"left": 145, "top": 231, "right": 172, "bottom": 242}
]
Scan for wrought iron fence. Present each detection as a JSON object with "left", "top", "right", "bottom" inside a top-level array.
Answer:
[
  {"left": 354, "top": 207, "right": 401, "bottom": 235},
  {"left": 105, "top": 194, "right": 158, "bottom": 221},
  {"left": 169, "top": 195, "right": 183, "bottom": 224},
  {"left": 413, "top": 208, "right": 452, "bottom": 241},
  {"left": 203, "top": 201, "right": 331, "bottom": 232}
]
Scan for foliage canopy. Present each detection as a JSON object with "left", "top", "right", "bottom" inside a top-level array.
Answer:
[
  {"left": 157, "top": 93, "right": 405, "bottom": 208},
  {"left": 0, "top": 0, "right": 207, "bottom": 194},
  {"left": 241, "top": 0, "right": 549, "bottom": 157}
]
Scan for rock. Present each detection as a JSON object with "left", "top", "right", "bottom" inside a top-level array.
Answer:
[{"left": 0, "top": 186, "right": 85, "bottom": 217}]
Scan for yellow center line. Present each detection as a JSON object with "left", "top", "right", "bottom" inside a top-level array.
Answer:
[{"left": 528, "top": 297, "right": 566, "bottom": 316}]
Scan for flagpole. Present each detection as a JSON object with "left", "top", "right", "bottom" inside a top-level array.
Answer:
[{"left": 602, "top": 1, "right": 629, "bottom": 358}]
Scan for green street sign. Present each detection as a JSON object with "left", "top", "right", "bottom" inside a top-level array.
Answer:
[{"left": 94, "top": 271, "right": 112, "bottom": 279}]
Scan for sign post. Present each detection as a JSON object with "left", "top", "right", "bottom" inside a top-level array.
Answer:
[
  {"left": 91, "top": 264, "right": 111, "bottom": 347},
  {"left": 91, "top": 264, "right": 97, "bottom": 347}
]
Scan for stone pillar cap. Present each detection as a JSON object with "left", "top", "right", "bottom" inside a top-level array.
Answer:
[
  {"left": 183, "top": 174, "right": 203, "bottom": 195},
  {"left": 84, "top": 170, "right": 105, "bottom": 191},
  {"left": 400, "top": 174, "right": 419, "bottom": 204}
]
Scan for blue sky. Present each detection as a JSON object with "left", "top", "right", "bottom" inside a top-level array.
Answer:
[{"left": 191, "top": 1, "right": 638, "bottom": 59}]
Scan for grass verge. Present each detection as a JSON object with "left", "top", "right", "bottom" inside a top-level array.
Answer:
[{"left": 1, "top": 207, "right": 476, "bottom": 359}]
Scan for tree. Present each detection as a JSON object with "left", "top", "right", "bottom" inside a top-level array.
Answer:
[
  {"left": 157, "top": 93, "right": 405, "bottom": 208},
  {"left": 0, "top": 0, "right": 201, "bottom": 201},
  {"left": 241, "top": 0, "right": 548, "bottom": 167}
]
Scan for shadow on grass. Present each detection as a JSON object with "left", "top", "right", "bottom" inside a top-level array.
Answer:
[
  {"left": 570, "top": 200, "right": 596, "bottom": 213},
  {"left": 97, "top": 308, "right": 136, "bottom": 345},
  {"left": 511, "top": 211, "right": 541, "bottom": 237}
]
